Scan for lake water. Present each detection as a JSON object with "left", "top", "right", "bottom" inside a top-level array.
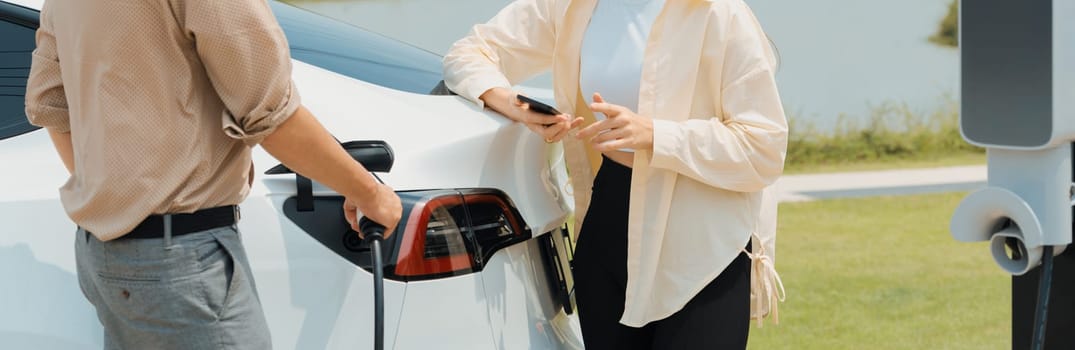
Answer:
[{"left": 283, "top": 0, "right": 958, "bottom": 128}]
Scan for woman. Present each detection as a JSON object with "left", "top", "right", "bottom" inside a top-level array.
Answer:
[{"left": 444, "top": 0, "right": 786, "bottom": 348}]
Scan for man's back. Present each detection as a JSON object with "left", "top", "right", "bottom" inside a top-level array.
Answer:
[
  {"left": 26, "top": 1, "right": 401, "bottom": 348},
  {"left": 27, "top": 0, "right": 300, "bottom": 240}
]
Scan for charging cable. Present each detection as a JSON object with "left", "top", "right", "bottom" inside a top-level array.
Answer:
[
  {"left": 358, "top": 217, "right": 386, "bottom": 350},
  {"left": 1031, "top": 245, "right": 1054, "bottom": 350}
]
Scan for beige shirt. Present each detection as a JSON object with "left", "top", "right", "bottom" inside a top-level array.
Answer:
[
  {"left": 25, "top": 0, "right": 301, "bottom": 241},
  {"left": 445, "top": 0, "right": 787, "bottom": 326}
]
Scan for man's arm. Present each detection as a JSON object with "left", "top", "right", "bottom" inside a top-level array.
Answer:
[
  {"left": 259, "top": 106, "right": 401, "bottom": 236},
  {"left": 25, "top": 3, "right": 72, "bottom": 172},
  {"left": 184, "top": 0, "right": 402, "bottom": 235},
  {"left": 259, "top": 106, "right": 373, "bottom": 199}
]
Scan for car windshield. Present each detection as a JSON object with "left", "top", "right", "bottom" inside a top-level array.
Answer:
[{"left": 270, "top": 1, "right": 444, "bottom": 95}]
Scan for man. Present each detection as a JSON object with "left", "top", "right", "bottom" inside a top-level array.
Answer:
[{"left": 24, "top": 0, "right": 402, "bottom": 348}]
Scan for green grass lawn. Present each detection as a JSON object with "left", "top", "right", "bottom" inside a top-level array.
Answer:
[
  {"left": 747, "top": 192, "right": 1010, "bottom": 350},
  {"left": 784, "top": 152, "right": 985, "bottom": 175}
]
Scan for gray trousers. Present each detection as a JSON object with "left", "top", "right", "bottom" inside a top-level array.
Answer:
[{"left": 75, "top": 226, "right": 272, "bottom": 350}]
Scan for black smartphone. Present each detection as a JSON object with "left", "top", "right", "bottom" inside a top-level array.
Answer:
[{"left": 517, "top": 94, "right": 561, "bottom": 115}]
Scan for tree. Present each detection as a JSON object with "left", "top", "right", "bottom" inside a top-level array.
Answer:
[{"left": 930, "top": 0, "right": 958, "bottom": 48}]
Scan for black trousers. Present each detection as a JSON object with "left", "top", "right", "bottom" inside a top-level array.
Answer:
[{"left": 573, "top": 156, "right": 751, "bottom": 350}]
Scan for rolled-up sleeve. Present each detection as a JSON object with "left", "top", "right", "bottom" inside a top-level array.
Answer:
[
  {"left": 184, "top": 0, "right": 300, "bottom": 146},
  {"left": 442, "top": 0, "right": 557, "bottom": 108},
  {"left": 25, "top": 12, "right": 70, "bottom": 133},
  {"left": 648, "top": 2, "right": 788, "bottom": 193}
]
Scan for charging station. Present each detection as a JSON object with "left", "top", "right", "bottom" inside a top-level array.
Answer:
[{"left": 950, "top": 0, "right": 1075, "bottom": 348}]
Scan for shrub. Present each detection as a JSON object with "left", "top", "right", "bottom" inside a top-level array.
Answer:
[
  {"left": 786, "top": 99, "right": 982, "bottom": 169},
  {"left": 930, "top": 0, "right": 958, "bottom": 48}
]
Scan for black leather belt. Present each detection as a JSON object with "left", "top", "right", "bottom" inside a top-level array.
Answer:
[{"left": 114, "top": 205, "right": 239, "bottom": 240}]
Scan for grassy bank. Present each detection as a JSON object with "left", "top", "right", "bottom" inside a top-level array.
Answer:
[
  {"left": 785, "top": 100, "right": 983, "bottom": 174},
  {"left": 747, "top": 192, "right": 1009, "bottom": 349},
  {"left": 787, "top": 152, "right": 983, "bottom": 174}
]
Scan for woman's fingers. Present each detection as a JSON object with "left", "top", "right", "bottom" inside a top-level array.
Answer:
[
  {"left": 548, "top": 123, "right": 574, "bottom": 142},
  {"left": 523, "top": 121, "right": 547, "bottom": 137},
  {"left": 594, "top": 138, "right": 630, "bottom": 152},
  {"left": 590, "top": 92, "right": 625, "bottom": 119},
  {"left": 537, "top": 119, "right": 571, "bottom": 139},
  {"left": 513, "top": 91, "right": 620, "bottom": 143},
  {"left": 590, "top": 127, "right": 629, "bottom": 145},
  {"left": 589, "top": 102, "right": 624, "bottom": 118},
  {"left": 577, "top": 115, "right": 627, "bottom": 140},
  {"left": 522, "top": 111, "right": 568, "bottom": 126},
  {"left": 542, "top": 123, "right": 564, "bottom": 139},
  {"left": 523, "top": 114, "right": 578, "bottom": 142},
  {"left": 511, "top": 93, "right": 567, "bottom": 125},
  {"left": 569, "top": 116, "right": 585, "bottom": 129},
  {"left": 576, "top": 119, "right": 610, "bottom": 140},
  {"left": 552, "top": 117, "right": 587, "bottom": 142}
]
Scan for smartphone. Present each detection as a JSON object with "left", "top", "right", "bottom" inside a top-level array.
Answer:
[{"left": 517, "top": 94, "right": 561, "bottom": 115}]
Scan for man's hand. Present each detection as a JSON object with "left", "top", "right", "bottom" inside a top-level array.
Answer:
[
  {"left": 261, "top": 105, "right": 403, "bottom": 239},
  {"left": 343, "top": 183, "right": 402, "bottom": 239},
  {"left": 480, "top": 87, "right": 583, "bottom": 143},
  {"left": 576, "top": 93, "right": 654, "bottom": 152}
]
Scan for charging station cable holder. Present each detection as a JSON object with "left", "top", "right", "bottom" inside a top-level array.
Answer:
[{"left": 951, "top": 147, "right": 1074, "bottom": 275}]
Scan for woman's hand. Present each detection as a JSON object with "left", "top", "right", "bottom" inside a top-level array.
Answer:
[
  {"left": 576, "top": 93, "right": 654, "bottom": 152},
  {"left": 480, "top": 87, "right": 583, "bottom": 142}
]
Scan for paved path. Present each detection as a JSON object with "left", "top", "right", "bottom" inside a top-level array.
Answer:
[{"left": 775, "top": 165, "right": 987, "bottom": 202}]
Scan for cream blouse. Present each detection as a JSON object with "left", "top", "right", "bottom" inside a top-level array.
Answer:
[{"left": 444, "top": 0, "right": 787, "bottom": 326}]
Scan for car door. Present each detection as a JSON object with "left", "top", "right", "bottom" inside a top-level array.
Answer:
[{"left": 0, "top": 2, "right": 104, "bottom": 349}]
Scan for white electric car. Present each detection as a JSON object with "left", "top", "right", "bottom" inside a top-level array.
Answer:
[{"left": 0, "top": 0, "right": 583, "bottom": 349}]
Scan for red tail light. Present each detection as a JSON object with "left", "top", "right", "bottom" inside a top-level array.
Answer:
[
  {"left": 392, "top": 190, "right": 530, "bottom": 281},
  {"left": 395, "top": 194, "right": 474, "bottom": 278},
  {"left": 463, "top": 193, "right": 527, "bottom": 262}
]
